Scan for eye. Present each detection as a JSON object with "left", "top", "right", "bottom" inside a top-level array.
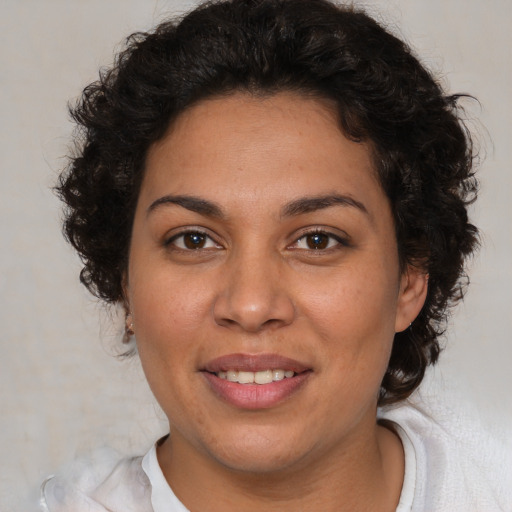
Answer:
[
  {"left": 293, "top": 230, "right": 346, "bottom": 251},
  {"left": 167, "top": 230, "right": 220, "bottom": 250}
]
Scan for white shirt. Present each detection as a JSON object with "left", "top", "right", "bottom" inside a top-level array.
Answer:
[{"left": 40, "top": 399, "right": 512, "bottom": 511}]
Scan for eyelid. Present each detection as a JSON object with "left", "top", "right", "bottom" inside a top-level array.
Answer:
[
  {"left": 289, "top": 227, "right": 351, "bottom": 250},
  {"left": 164, "top": 227, "right": 222, "bottom": 250}
]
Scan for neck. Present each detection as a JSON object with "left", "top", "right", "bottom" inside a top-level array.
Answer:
[{"left": 157, "top": 420, "right": 404, "bottom": 512}]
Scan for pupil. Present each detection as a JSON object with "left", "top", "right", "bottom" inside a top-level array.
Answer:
[
  {"left": 307, "top": 233, "right": 328, "bottom": 249},
  {"left": 184, "top": 233, "right": 205, "bottom": 249}
]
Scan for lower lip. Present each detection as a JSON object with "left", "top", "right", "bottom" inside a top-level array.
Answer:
[{"left": 202, "top": 371, "right": 311, "bottom": 410}]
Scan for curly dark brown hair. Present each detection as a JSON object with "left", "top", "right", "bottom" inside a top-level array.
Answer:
[{"left": 57, "top": 0, "right": 479, "bottom": 405}]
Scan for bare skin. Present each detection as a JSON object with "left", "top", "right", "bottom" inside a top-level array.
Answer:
[
  {"left": 126, "top": 92, "right": 427, "bottom": 511},
  {"left": 158, "top": 416, "right": 405, "bottom": 511}
]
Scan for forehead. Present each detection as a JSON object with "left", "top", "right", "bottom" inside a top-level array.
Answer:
[{"left": 141, "top": 92, "right": 385, "bottom": 217}]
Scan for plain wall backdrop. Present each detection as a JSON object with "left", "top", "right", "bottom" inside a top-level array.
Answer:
[{"left": 1, "top": 0, "right": 511, "bottom": 509}]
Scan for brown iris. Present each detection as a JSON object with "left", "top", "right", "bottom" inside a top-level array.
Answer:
[
  {"left": 306, "top": 233, "right": 329, "bottom": 249},
  {"left": 183, "top": 232, "right": 207, "bottom": 249}
]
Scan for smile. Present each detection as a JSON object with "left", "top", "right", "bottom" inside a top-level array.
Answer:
[
  {"left": 216, "top": 369, "right": 295, "bottom": 384},
  {"left": 201, "top": 354, "right": 311, "bottom": 409}
]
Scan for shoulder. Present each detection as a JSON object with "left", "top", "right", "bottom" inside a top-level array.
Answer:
[
  {"left": 40, "top": 447, "right": 153, "bottom": 512},
  {"left": 380, "top": 393, "right": 512, "bottom": 511}
]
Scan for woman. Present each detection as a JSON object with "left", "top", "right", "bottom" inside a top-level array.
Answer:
[{"left": 40, "top": 0, "right": 510, "bottom": 510}]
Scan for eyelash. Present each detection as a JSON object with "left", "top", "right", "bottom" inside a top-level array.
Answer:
[
  {"left": 165, "top": 229, "right": 220, "bottom": 251},
  {"left": 291, "top": 229, "right": 349, "bottom": 252},
  {"left": 165, "top": 228, "right": 349, "bottom": 253}
]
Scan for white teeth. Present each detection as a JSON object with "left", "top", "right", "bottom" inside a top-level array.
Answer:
[
  {"left": 254, "top": 370, "right": 273, "bottom": 384},
  {"left": 216, "top": 369, "right": 296, "bottom": 384},
  {"left": 273, "top": 369, "right": 285, "bottom": 381},
  {"left": 238, "top": 371, "right": 255, "bottom": 384},
  {"left": 226, "top": 370, "right": 238, "bottom": 382}
]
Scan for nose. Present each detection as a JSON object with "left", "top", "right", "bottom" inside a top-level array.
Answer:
[{"left": 213, "top": 252, "right": 295, "bottom": 333}]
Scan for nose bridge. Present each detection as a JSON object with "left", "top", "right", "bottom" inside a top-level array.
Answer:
[{"left": 213, "top": 242, "right": 294, "bottom": 332}]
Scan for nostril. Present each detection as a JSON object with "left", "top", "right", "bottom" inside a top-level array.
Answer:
[
  {"left": 212, "top": 269, "right": 296, "bottom": 332},
  {"left": 213, "top": 296, "right": 295, "bottom": 332}
]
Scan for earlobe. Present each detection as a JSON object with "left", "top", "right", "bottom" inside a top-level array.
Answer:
[
  {"left": 120, "top": 274, "right": 135, "bottom": 343},
  {"left": 395, "top": 265, "right": 429, "bottom": 333}
]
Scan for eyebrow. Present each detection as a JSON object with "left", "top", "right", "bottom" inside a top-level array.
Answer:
[
  {"left": 281, "top": 194, "right": 368, "bottom": 218},
  {"left": 147, "top": 195, "right": 224, "bottom": 218},
  {"left": 147, "top": 193, "right": 368, "bottom": 219}
]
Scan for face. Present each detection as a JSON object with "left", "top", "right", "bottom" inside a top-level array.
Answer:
[{"left": 126, "top": 92, "right": 426, "bottom": 474}]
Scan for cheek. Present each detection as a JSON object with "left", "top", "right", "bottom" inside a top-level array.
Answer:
[
  {"left": 128, "top": 270, "right": 217, "bottom": 389},
  {"left": 299, "top": 264, "right": 399, "bottom": 336},
  {"left": 130, "top": 274, "right": 212, "bottom": 410},
  {"left": 133, "top": 267, "right": 212, "bottom": 331},
  {"left": 296, "top": 265, "right": 398, "bottom": 382}
]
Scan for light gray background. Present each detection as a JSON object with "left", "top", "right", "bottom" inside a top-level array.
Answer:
[{"left": 1, "top": 1, "right": 511, "bottom": 509}]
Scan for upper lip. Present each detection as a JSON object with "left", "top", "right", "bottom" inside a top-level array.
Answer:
[{"left": 202, "top": 353, "right": 310, "bottom": 373}]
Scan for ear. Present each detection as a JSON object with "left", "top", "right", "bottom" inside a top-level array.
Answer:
[
  {"left": 121, "top": 272, "right": 131, "bottom": 314},
  {"left": 395, "top": 265, "right": 428, "bottom": 333}
]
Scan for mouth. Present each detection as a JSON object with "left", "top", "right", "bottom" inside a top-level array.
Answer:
[
  {"left": 215, "top": 369, "right": 296, "bottom": 384},
  {"left": 201, "top": 353, "right": 311, "bottom": 409}
]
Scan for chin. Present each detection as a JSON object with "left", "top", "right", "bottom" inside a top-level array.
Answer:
[
  {"left": 215, "top": 450, "right": 304, "bottom": 475},
  {"left": 203, "top": 430, "right": 310, "bottom": 475}
]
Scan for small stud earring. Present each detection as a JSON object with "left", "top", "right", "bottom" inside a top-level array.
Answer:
[{"left": 124, "top": 313, "right": 135, "bottom": 342}]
